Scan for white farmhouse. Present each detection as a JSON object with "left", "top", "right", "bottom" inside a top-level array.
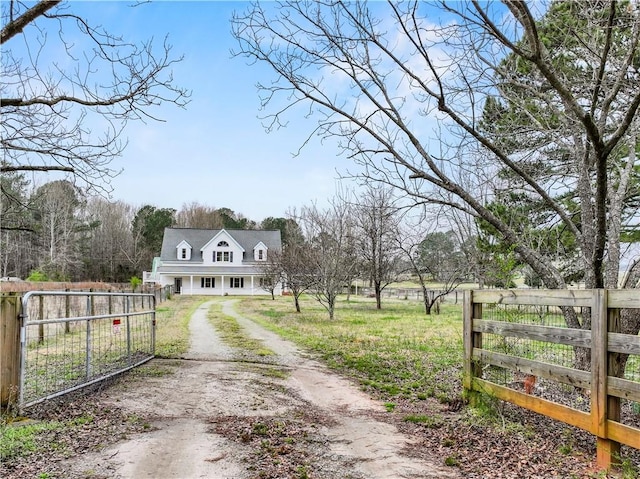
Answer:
[{"left": 146, "top": 227, "right": 282, "bottom": 296}]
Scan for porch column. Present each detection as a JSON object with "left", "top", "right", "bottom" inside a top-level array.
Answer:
[
  {"left": 221, "top": 275, "right": 225, "bottom": 296},
  {"left": 189, "top": 275, "right": 194, "bottom": 295},
  {"left": 251, "top": 276, "right": 254, "bottom": 295}
]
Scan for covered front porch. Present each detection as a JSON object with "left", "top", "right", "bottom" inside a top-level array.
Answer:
[{"left": 172, "top": 274, "right": 281, "bottom": 296}]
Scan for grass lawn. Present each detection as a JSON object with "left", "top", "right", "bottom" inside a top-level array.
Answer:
[
  {"left": 153, "top": 295, "right": 206, "bottom": 357},
  {"left": 235, "top": 294, "right": 465, "bottom": 403},
  {"left": 152, "top": 293, "right": 465, "bottom": 402}
]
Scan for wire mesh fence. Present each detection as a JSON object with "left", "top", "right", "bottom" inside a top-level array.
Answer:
[
  {"left": 465, "top": 289, "right": 640, "bottom": 467},
  {"left": 480, "top": 303, "right": 592, "bottom": 412},
  {"left": 19, "top": 291, "right": 156, "bottom": 408}
]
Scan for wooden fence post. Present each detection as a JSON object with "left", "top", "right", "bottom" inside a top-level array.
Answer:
[
  {"left": 38, "top": 294, "right": 44, "bottom": 344},
  {"left": 1, "top": 293, "right": 22, "bottom": 409},
  {"left": 89, "top": 288, "right": 95, "bottom": 316},
  {"left": 463, "top": 291, "right": 483, "bottom": 401},
  {"left": 65, "top": 288, "right": 71, "bottom": 333},
  {"left": 592, "top": 289, "right": 621, "bottom": 470},
  {"left": 605, "top": 292, "right": 622, "bottom": 468}
]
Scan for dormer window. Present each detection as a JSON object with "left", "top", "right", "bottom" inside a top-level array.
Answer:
[
  {"left": 254, "top": 242, "right": 268, "bottom": 261},
  {"left": 176, "top": 241, "right": 192, "bottom": 261}
]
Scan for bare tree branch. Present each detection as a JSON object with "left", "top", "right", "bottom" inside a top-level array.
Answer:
[
  {"left": 0, "top": 0, "right": 60, "bottom": 44},
  {"left": 1, "top": 1, "right": 190, "bottom": 193}
]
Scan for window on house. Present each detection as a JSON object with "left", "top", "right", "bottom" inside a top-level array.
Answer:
[
  {"left": 201, "top": 277, "right": 215, "bottom": 288},
  {"left": 215, "top": 251, "right": 233, "bottom": 262},
  {"left": 258, "top": 250, "right": 264, "bottom": 260},
  {"left": 217, "top": 241, "right": 229, "bottom": 247},
  {"left": 180, "top": 248, "right": 187, "bottom": 259},
  {"left": 259, "top": 277, "right": 272, "bottom": 287},
  {"left": 229, "top": 277, "right": 244, "bottom": 288}
]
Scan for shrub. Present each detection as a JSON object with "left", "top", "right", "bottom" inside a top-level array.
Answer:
[
  {"left": 26, "top": 270, "right": 49, "bottom": 282},
  {"left": 130, "top": 276, "right": 142, "bottom": 291}
]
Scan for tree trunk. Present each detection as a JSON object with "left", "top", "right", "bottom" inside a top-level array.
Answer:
[
  {"left": 294, "top": 293, "right": 301, "bottom": 313},
  {"left": 424, "top": 299, "right": 432, "bottom": 315},
  {"left": 421, "top": 286, "right": 432, "bottom": 315}
]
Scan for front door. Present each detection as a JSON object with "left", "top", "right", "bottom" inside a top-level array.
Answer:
[{"left": 174, "top": 278, "right": 182, "bottom": 294}]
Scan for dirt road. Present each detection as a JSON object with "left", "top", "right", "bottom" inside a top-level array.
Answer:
[{"left": 63, "top": 299, "right": 460, "bottom": 479}]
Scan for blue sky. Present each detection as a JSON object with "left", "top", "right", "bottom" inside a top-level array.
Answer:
[{"left": 70, "top": 1, "right": 352, "bottom": 222}]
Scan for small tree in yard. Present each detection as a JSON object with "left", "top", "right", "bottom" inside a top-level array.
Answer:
[
  {"left": 298, "top": 201, "right": 359, "bottom": 320},
  {"left": 27, "top": 270, "right": 49, "bottom": 282},
  {"left": 257, "top": 252, "right": 283, "bottom": 300},
  {"left": 272, "top": 216, "right": 312, "bottom": 313},
  {"left": 397, "top": 223, "right": 467, "bottom": 315},
  {"left": 352, "top": 185, "right": 403, "bottom": 310},
  {"left": 130, "top": 276, "right": 142, "bottom": 292}
]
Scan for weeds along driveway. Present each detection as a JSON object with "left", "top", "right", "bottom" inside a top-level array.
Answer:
[{"left": 59, "top": 299, "right": 460, "bottom": 479}]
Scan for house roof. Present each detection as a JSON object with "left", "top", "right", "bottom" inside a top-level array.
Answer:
[{"left": 159, "top": 228, "right": 281, "bottom": 262}]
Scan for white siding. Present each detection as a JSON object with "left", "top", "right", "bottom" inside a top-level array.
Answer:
[{"left": 159, "top": 274, "right": 282, "bottom": 296}]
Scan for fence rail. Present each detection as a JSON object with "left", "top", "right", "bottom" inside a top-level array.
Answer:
[
  {"left": 463, "top": 289, "right": 640, "bottom": 470},
  {"left": 0, "top": 290, "right": 158, "bottom": 409}
]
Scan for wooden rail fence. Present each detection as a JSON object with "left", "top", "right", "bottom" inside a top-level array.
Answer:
[{"left": 463, "top": 289, "right": 640, "bottom": 471}]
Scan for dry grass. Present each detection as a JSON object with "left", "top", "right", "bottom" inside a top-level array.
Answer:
[
  {"left": 154, "top": 295, "right": 207, "bottom": 357},
  {"left": 235, "top": 294, "right": 464, "bottom": 402}
]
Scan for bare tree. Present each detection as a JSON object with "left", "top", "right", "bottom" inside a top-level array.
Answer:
[
  {"left": 256, "top": 250, "right": 284, "bottom": 300},
  {"left": 232, "top": 1, "right": 639, "bottom": 288},
  {"left": 31, "top": 180, "right": 85, "bottom": 280},
  {"left": 396, "top": 218, "right": 467, "bottom": 315},
  {"left": 279, "top": 216, "right": 313, "bottom": 313},
  {"left": 0, "top": 169, "right": 37, "bottom": 278},
  {"left": 1, "top": 1, "right": 189, "bottom": 191},
  {"left": 298, "top": 201, "right": 359, "bottom": 320},
  {"left": 351, "top": 185, "right": 403, "bottom": 309},
  {"left": 83, "top": 197, "right": 137, "bottom": 282}
]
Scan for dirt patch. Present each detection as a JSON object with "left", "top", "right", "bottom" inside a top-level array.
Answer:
[{"left": 23, "top": 300, "right": 459, "bottom": 479}]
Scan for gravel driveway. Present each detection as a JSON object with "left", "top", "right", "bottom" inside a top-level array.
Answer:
[{"left": 60, "top": 299, "right": 459, "bottom": 479}]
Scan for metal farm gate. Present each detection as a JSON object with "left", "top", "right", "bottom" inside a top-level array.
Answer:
[{"left": 19, "top": 291, "right": 156, "bottom": 408}]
